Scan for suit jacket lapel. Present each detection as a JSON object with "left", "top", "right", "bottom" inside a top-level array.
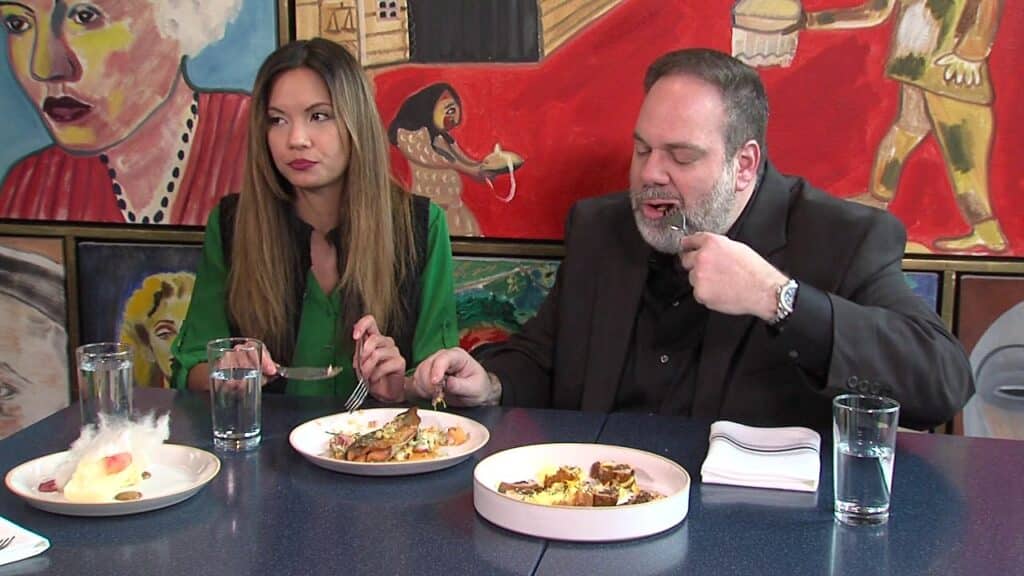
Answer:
[
  {"left": 580, "top": 207, "right": 650, "bottom": 412},
  {"left": 692, "top": 161, "right": 793, "bottom": 417}
]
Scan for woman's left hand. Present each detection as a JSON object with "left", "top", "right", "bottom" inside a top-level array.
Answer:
[{"left": 353, "top": 315, "right": 407, "bottom": 403}]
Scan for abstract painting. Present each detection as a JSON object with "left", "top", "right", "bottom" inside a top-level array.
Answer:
[{"left": 453, "top": 256, "right": 559, "bottom": 351}]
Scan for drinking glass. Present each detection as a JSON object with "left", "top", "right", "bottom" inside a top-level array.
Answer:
[
  {"left": 207, "top": 337, "right": 263, "bottom": 451},
  {"left": 832, "top": 394, "right": 900, "bottom": 525},
  {"left": 77, "top": 342, "right": 133, "bottom": 426}
]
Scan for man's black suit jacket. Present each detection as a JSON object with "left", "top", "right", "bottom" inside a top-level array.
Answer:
[{"left": 480, "top": 161, "right": 973, "bottom": 430}]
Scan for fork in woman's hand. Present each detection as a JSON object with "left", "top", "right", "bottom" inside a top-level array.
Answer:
[{"left": 344, "top": 334, "right": 368, "bottom": 412}]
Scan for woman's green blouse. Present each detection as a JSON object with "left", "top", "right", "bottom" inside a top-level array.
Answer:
[{"left": 169, "top": 202, "right": 458, "bottom": 397}]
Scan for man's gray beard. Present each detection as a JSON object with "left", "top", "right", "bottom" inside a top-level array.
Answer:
[{"left": 632, "top": 164, "right": 737, "bottom": 254}]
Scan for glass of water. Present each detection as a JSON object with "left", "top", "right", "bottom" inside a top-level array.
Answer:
[
  {"left": 207, "top": 337, "right": 263, "bottom": 451},
  {"left": 77, "top": 342, "right": 133, "bottom": 426},
  {"left": 832, "top": 394, "right": 900, "bottom": 525}
]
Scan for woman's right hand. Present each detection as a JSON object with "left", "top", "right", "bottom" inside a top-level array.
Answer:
[{"left": 223, "top": 344, "right": 279, "bottom": 383}]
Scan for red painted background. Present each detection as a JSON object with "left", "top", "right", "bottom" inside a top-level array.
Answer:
[{"left": 373, "top": 1, "right": 1023, "bottom": 254}]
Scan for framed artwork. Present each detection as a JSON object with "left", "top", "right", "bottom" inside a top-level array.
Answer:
[
  {"left": 453, "top": 256, "right": 559, "bottom": 351},
  {"left": 903, "top": 271, "right": 940, "bottom": 314},
  {"left": 296, "top": 1, "right": 1021, "bottom": 257},
  {"left": 0, "top": 235, "right": 68, "bottom": 439},
  {"left": 957, "top": 274, "right": 1024, "bottom": 440},
  {"left": 78, "top": 242, "right": 202, "bottom": 388},
  {"left": 0, "top": 0, "right": 286, "bottom": 225}
]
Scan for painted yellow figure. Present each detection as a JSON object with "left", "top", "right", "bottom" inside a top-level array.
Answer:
[
  {"left": 801, "top": 0, "right": 1006, "bottom": 252},
  {"left": 119, "top": 272, "right": 195, "bottom": 388}
]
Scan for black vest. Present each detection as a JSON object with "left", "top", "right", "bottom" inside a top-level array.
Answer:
[{"left": 218, "top": 193, "right": 430, "bottom": 390}]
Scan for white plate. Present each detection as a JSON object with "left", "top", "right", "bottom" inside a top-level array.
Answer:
[
  {"left": 289, "top": 408, "right": 490, "bottom": 476},
  {"left": 473, "top": 443, "right": 690, "bottom": 542},
  {"left": 4, "top": 444, "right": 221, "bottom": 517}
]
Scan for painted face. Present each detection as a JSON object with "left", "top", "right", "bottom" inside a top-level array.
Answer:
[
  {"left": 0, "top": 0, "right": 183, "bottom": 152},
  {"left": 0, "top": 292, "right": 67, "bottom": 439},
  {"left": 145, "top": 291, "right": 189, "bottom": 380},
  {"left": 629, "top": 75, "right": 740, "bottom": 253},
  {"left": 267, "top": 67, "right": 351, "bottom": 196},
  {"left": 432, "top": 91, "right": 460, "bottom": 131}
]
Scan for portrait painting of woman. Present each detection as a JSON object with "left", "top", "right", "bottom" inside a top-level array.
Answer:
[{"left": 0, "top": 0, "right": 274, "bottom": 224}]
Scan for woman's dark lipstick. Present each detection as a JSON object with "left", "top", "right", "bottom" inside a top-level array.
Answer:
[
  {"left": 288, "top": 159, "right": 317, "bottom": 170},
  {"left": 43, "top": 96, "right": 92, "bottom": 123}
]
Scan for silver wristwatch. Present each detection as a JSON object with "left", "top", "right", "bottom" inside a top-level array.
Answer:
[{"left": 771, "top": 278, "right": 799, "bottom": 326}]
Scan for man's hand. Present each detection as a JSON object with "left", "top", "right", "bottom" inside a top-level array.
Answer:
[
  {"left": 679, "top": 232, "right": 788, "bottom": 322},
  {"left": 410, "top": 348, "right": 500, "bottom": 407}
]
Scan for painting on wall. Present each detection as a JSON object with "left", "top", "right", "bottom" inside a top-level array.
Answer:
[
  {"left": 296, "top": 1, "right": 1021, "bottom": 258},
  {"left": 0, "top": 0, "right": 280, "bottom": 225},
  {"left": 78, "top": 242, "right": 202, "bottom": 388},
  {"left": 0, "top": 236, "right": 68, "bottom": 439},
  {"left": 453, "top": 256, "right": 559, "bottom": 351},
  {"left": 957, "top": 274, "right": 1024, "bottom": 440},
  {"left": 904, "top": 270, "right": 940, "bottom": 313}
]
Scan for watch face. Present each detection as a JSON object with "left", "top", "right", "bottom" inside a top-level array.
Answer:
[{"left": 783, "top": 285, "right": 797, "bottom": 309}]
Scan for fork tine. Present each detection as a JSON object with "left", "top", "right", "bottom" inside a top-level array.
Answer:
[
  {"left": 344, "top": 379, "right": 364, "bottom": 411},
  {"left": 347, "top": 382, "right": 368, "bottom": 412},
  {"left": 348, "top": 379, "right": 368, "bottom": 409}
]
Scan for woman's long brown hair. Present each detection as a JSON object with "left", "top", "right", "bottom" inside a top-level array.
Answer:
[{"left": 228, "top": 38, "right": 415, "bottom": 361}]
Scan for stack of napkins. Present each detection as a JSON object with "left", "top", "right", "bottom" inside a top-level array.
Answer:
[
  {"left": 700, "top": 420, "right": 821, "bottom": 492},
  {"left": 0, "top": 516, "right": 49, "bottom": 567}
]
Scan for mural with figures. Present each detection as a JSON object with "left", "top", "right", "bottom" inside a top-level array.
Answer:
[
  {"left": 78, "top": 242, "right": 202, "bottom": 389},
  {"left": 0, "top": 236, "right": 68, "bottom": 439},
  {"left": 453, "top": 257, "right": 559, "bottom": 352},
  {"left": 292, "top": 1, "right": 1021, "bottom": 256},
  {"left": 0, "top": 0, "right": 277, "bottom": 224}
]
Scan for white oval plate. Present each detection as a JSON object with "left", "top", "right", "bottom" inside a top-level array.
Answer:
[
  {"left": 289, "top": 408, "right": 489, "bottom": 476},
  {"left": 473, "top": 443, "right": 690, "bottom": 542},
  {"left": 4, "top": 444, "right": 221, "bottom": 517}
]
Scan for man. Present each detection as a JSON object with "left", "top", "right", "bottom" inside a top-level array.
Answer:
[{"left": 409, "top": 48, "right": 973, "bottom": 430}]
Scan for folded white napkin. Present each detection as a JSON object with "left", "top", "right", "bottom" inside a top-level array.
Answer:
[
  {"left": 0, "top": 517, "right": 49, "bottom": 567},
  {"left": 700, "top": 420, "right": 821, "bottom": 492}
]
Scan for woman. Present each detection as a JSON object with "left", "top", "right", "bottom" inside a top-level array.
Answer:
[
  {"left": 0, "top": 0, "right": 250, "bottom": 224},
  {"left": 171, "top": 38, "right": 458, "bottom": 402}
]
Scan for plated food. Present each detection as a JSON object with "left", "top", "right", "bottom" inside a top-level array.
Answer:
[
  {"left": 5, "top": 444, "right": 220, "bottom": 517},
  {"left": 327, "top": 406, "right": 469, "bottom": 462},
  {"left": 289, "top": 407, "right": 489, "bottom": 476},
  {"left": 498, "top": 461, "right": 663, "bottom": 507},
  {"left": 4, "top": 413, "right": 219, "bottom": 516},
  {"left": 474, "top": 443, "right": 690, "bottom": 542}
]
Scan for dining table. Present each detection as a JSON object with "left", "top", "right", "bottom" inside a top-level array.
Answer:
[{"left": 1, "top": 387, "right": 1022, "bottom": 575}]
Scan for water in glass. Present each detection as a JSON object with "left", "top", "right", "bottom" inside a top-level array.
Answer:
[{"left": 210, "top": 367, "right": 262, "bottom": 451}]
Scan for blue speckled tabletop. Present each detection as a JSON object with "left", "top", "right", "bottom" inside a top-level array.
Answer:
[{"left": 1, "top": 389, "right": 1022, "bottom": 575}]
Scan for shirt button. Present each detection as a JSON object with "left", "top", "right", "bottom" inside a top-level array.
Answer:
[
  {"left": 672, "top": 300, "right": 680, "bottom": 307},
  {"left": 788, "top": 350, "right": 799, "bottom": 359},
  {"left": 659, "top": 354, "right": 670, "bottom": 364}
]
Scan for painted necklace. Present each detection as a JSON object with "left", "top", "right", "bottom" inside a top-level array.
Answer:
[{"left": 100, "top": 92, "right": 199, "bottom": 224}]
